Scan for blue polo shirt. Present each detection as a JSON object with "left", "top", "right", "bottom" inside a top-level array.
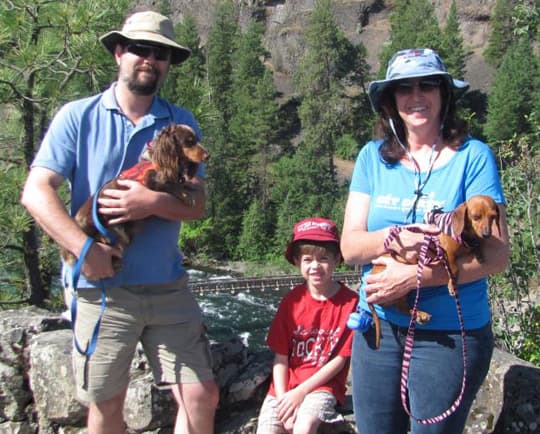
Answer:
[{"left": 32, "top": 83, "right": 204, "bottom": 289}]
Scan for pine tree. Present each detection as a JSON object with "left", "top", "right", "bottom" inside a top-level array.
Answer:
[
  {"left": 294, "top": 0, "right": 350, "bottom": 175},
  {"left": 226, "top": 21, "right": 280, "bottom": 259},
  {"left": 378, "top": 0, "right": 443, "bottom": 76},
  {"left": 0, "top": 0, "right": 130, "bottom": 304},
  {"left": 269, "top": 0, "right": 358, "bottom": 254},
  {"left": 161, "top": 15, "right": 209, "bottom": 122},
  {"left": 440, "top": 0, "right": 468, "bottom": 79},
  {"left": 206, "top": 0, "right": 239, "bottom": 124},
  {"left": 484, "top": 0, "right": 518, "bottom": 68},
  {"left": 484, "top": 39, "right": 538, "bottom": 144},
  {"left": 237, "top": 199, "right": 271, "bottom": 261}
]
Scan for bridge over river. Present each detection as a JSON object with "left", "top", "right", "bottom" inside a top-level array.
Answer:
[{"left": 188, "top": 271, "right": 361, "bottom": 294}]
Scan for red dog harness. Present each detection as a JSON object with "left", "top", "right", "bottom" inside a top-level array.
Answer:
[{"left": 118, "top": 160, "right": 159, "bottom": 185}]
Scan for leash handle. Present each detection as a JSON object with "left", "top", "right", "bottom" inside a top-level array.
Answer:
[
  {"left": 91, "top": 186, "right": 118, "bottom": 245},
  {"left": 383, "top": 226, "right": 468, "bottom": 425},
  {"left": 70, "top": 237, "right": 107, "bottom": 358}
]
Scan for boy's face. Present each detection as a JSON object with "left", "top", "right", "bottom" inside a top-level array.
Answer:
[{"left": 296, "top": 251, "right": 339, "bottom": 292}]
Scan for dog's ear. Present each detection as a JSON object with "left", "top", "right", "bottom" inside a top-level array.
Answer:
[
  {"left": 151, "top": 125, "right": 180, "bottom": 181},
  {"left": 452, "top": 201, "right": 467, "bottom": 235},
  {"left": 494, "top": 203, "right": 501, "bottom": 236}
]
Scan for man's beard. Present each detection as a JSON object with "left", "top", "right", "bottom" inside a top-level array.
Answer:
[{"left": 125, "top": 67, "right": 161, "bottom": 96}]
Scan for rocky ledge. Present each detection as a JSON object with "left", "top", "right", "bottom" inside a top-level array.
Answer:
[{"left": 1, "top": 307, "right": 539, "bottom": 433}]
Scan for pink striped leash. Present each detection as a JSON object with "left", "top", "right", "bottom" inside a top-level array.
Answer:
[{"left": 385, "top": 225, "right": 468, "bottom": 424}]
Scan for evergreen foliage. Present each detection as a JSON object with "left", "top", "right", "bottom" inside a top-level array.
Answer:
[
  {"left": 440, "top": 0, "right": 468, "bottom": 79},
  {"left": 206, "top": 0, "right": 239, "bottom": 124},
  {"left": 162, "top": 16, "right": 209, "bottom": 119},
  {"left": 277, "top": 0, "right": 358, "bottom": 247},
  {"left": 378, "top": 0, "right": 443, "bottom": 76},
  {"left": 484, "top": 39, "right": 538, "bottom": 144},
  {"left": 491, "top": 118, "right": 540, "bottom": 364},
  {"left": 0, "top": 0, "right": 130, "bottom": 305},
  {"left": 484, "top": 0, "right": 520, "bottom": 68},
  {"left": 237, "top": 199, "right": 271, "bottom": 261}
]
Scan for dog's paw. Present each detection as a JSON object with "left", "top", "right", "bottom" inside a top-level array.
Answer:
[
  {"left": 415, "top": 310, "right": 432, "bottom": 324},
  {"left": 448, "top": 279, "right": 457, "bottom": 296}
]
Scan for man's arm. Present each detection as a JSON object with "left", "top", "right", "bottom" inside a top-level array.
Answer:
[
  {"left": 20, "top": 167, "right": 122, "bottom": 280},
  {"left": 96, "top": 176, "right": 206, "bottom": 224}
]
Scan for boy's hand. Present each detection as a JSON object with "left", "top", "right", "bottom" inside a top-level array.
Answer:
[
  {"left": 282, "top": 411, "right": 297, "bottom": 432},
  {"left": 276, "top": 387, "right": 306, "bottom": 425}
]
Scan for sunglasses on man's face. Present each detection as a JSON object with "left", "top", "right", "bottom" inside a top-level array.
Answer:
[
  {"left": 125, "top": 43, "right": 171, "bottom": 61},
  {"left": 394, "top": 77, "right": 442, "bottom": 94}
]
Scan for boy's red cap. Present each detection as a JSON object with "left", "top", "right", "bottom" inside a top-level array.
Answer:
[{"left": 284, "top": 217, "right": 341, "bottom": 264}]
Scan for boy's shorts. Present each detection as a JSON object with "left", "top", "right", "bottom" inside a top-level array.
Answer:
[
  {"left": 68, "top": 274, "right": 215, "bottom": 403},
  {"left": 256, "top": 391, "right": 341, "bottom": 434}
]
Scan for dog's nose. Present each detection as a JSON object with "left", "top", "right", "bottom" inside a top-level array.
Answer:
[{"left": 482, "top": 228, "right": 491, "bottom": 238}]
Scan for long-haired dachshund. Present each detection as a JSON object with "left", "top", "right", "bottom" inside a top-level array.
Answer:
[
  {"left": 61, "top": 124, "right": 210, "bottom": 269},
  {"left": 370, "top": 194, "right": 500, "bottom": 348}
]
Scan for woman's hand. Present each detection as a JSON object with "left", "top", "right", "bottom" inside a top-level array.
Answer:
[
  {"left": 364, "top": 254, "right": 419, "bottom": 305},
  {"left": 385, "top": 223, "right": 440, "bottom": 263}
]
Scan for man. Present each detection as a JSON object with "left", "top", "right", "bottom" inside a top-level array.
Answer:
[{"left": 20, "top": 11, "right": 219, "bottom": 434}]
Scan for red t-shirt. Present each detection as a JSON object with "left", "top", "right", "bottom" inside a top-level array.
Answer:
[{"left": 266, "top": 282, "right": 358, "bottom": 404}]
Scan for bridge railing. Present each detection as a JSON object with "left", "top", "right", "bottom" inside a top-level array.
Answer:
[{"left": 188, "top": 271, "right": 361, "bottom": 293}]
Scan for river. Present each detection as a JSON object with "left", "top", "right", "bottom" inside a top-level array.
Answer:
[{"left": 188, "top": 268, "right": 286, "bottom": 352}]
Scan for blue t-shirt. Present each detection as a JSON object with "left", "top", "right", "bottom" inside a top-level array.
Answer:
[
  {"left": 32, "top": 83, "right": 204, "bottom": 289},
  {"left": 349, "top": 137, "right": 505, "bottom": 330}
]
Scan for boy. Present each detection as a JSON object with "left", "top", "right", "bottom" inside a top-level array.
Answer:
[{"left": 257, "top": 217, "right": 358, "bottom": 434}]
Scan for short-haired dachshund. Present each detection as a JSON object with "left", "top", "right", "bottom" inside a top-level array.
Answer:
[{"left": 369, "top": 194, "right": 500, "bottom": 349}]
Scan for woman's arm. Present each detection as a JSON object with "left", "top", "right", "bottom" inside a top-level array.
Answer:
[
  {"left": 341, "top": 191, "right": 438, "bottom": 265},
  {"left": 364, "top": 203, "right": 509, "bottom": 305},
  {"left": 341, "top": 191, "right": 391, "bottom": 265}
]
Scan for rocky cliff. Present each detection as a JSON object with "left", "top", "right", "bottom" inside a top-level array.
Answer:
[{"left": 136, "top": 0, "right": 498, "bottom": 95}]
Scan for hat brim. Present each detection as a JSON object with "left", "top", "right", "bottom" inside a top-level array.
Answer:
[
  {"left": 100, "top": 31, "right": 191, "bottom": 65},
  {"left": 368, "top": 72, "right": 469, "bottom": 113},
  {"left": 284, "top": 237, "right": 342, "bottom": 265}
]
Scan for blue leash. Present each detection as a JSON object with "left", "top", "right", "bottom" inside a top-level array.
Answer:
[{"left": 70, "top": 189, "right": 117, "bottom": 357}]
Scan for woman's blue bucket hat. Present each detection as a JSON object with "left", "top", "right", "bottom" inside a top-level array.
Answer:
[{"left": 367, "top": 48, "right": 469, "bottom": 113}]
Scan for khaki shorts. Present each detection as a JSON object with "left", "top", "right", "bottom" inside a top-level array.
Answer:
[
  {"left": 68, "top": 274, "right": 215, "bottom": 403},
  {"left": 256, "top": 391, "right": 341, "bottom": 434}
]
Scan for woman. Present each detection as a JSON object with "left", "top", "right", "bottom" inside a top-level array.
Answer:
[{"left": 341, "top": 48, "right": 509, "bottom": 434}]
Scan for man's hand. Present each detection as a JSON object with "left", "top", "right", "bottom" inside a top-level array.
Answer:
[
  {"left": 80, "top": 242, "right": 123, "bottom": 280},
  {"left": 97, "top": 179, "right": 155, "bottom": 225}
]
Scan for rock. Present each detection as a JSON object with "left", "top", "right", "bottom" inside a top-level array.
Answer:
[
  {"left": 0, "top": 421, "right": 35, "bottom": 434},
  {"left": 1, "top": 307, "right": 540, "bottom": 433},
  {"left": 28, "top": 330, "right": 86, "bottom": 424}
]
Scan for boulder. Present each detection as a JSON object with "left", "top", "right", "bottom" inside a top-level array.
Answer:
[{"left": 1, "top": 307, "right": 539, "bottom": 433}]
